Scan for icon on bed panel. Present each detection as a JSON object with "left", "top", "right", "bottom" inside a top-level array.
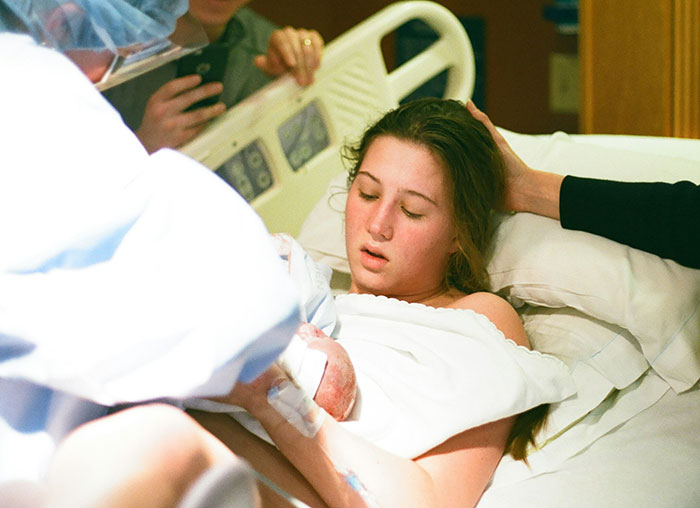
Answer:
[
  {"left": 214, "top": 140, "right": 273, "bottom": 202},
  {"left": 278, "top": 101, "right": 330, "bottom": 172}
]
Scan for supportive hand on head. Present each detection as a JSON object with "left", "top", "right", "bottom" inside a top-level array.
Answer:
[
  {"left": 136, "top": 74, "right": 226, "bottom": 153},
  {"left": 254, "top": 27, "right": 324, "bottom": 86},
  {"left": 467, "top": 100, "right": 564, "bottom": 219},
  {"left": 466, "top": 101, "right": 533, "bottom": 212}
]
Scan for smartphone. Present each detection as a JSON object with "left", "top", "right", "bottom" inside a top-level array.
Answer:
[{"left": 176, "top": 45, "right": 228, "bottom": 111}]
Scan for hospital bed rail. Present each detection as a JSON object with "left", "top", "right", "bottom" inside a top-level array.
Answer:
[{"left": 180, "top": 1, "right": 475, "bottom": 236}]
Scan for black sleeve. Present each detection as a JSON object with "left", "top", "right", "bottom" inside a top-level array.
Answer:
[{"left": 560, "top": 176, "right": 700, "bottom": 269}]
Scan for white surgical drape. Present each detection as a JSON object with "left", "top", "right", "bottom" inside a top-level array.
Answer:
[{"left": 0, "top": 33, "right": 300, "bottom": 484}]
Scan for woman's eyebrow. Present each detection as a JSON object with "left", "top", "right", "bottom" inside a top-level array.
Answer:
[
  {"left": 356, "top": 170, "right": 379, "bottom": 183},
  {"left": 404, "top": 189, "right": 438, "bottom": 206},
  {"left": 357, "top": 171, "right": 438, "bottom": 206}
]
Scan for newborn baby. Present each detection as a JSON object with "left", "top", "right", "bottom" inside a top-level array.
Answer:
[
  {"left": 281, "top": 322, "right": 357, "bottom": 421},
  {"left": 272, "top": 232, "right": 356, "bottom": 421}
]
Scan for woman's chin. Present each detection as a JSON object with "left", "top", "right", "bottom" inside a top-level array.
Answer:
[{"left": 348, "top": 276, "right": 392, "bottom": 298}]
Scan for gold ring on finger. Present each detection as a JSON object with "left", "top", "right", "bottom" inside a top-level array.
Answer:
[{"left": 303, "top": 38, "right": 312, "bottom": 46}]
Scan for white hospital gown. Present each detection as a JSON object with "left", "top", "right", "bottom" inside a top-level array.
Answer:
[{"left": 0, "top": 33, "right": 300, "bottom": 485}]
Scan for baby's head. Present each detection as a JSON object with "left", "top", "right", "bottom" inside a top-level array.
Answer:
[{"left": 296, "top": 323, "right": 357, "bottom": 421}]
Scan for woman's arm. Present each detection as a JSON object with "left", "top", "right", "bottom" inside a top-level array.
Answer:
[
  {"left": 560, "top": 177, "right": 700, "bottom": 269},
  {"left": 216, "top": 363, "right": 513, "bottom": 508}
]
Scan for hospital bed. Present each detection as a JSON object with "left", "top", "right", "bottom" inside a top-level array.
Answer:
[{"left": 181, "top": 2, "right": 700, "bottom": 507}]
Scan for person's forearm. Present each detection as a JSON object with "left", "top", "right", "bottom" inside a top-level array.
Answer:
[
  {"left": 509, "top": 169, "right": 564, "bottom": 220},
  {"left": 559, "top": 177, "right": 700, "bottom": 268},
  {"left": 247, "top": 392, "right": 437, "bottom": 508}
]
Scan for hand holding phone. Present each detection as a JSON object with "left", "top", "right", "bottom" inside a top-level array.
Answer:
[
  {"left": 135, "top": 56, "right": 227, "bottom": 153},
  {"left": 176, "top": 45, "right": 229, "bottom": 111}
]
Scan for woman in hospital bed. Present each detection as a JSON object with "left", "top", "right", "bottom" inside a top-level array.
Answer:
[{"left": 193, "top": 98, "right": 573, "bottom": 508}]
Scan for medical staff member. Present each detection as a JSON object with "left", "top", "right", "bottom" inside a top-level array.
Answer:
[{"left": 0, "top": 1, "right": 300, "bottom": 506}]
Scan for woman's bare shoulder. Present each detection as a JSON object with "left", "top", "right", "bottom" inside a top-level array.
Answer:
[{"left": 449, "top": 292, "right": 530, "bottom": 348}]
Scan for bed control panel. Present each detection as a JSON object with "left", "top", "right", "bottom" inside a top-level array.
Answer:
[
  {"left": 214, "top": 140, "right": 273, "bottom": 202},
  {"left": 212, "top": 101, "right": 331, "bottom": 202},
  {"left": 278, "top": 101, "right": 330, "bottom": 172}
]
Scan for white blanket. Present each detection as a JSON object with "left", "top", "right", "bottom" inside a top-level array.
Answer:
[
  {"left": 230, "top": 292, "right": 575, "bottom": 458},
  {"left": 334, "top": 294, "right": 575, "bottom": 457}
]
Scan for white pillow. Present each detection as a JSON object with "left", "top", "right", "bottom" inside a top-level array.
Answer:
[
  {"left": 487, "top": 212, "right": 700, "bottom": 393},
  {"left": 494, "top": 131, "right": 700, "bottom": 393},
  {"left": 520, "top": 306, "right": 649, "bottom": 441},
  {"left": 296, "top": 173, "right": 349, "bottom": 273},
  {"left": 297, "top": 133, "right": 700, "bottom": 393}
]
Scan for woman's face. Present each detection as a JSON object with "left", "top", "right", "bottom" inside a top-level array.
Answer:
[{"left": 345, "top": 136, "right": 458, "bottom": 302}]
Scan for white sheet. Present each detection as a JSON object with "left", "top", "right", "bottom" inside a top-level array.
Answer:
[
  {"left": 333, "top": 294, "right": 574, "bottom": 458},
  {"left": 478, "top": 373, "right": 700, "bottom": 508}
]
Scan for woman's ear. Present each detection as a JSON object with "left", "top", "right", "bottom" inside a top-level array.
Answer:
[{"left": 449, "top": 235, "right": 460, "bottom": 255}]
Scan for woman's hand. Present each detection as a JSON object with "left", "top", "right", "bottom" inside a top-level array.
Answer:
[
  {"left": 136, "top": 75, "right": 226, "bottom": 153},
  {"left": 254, "top": 27, "right": 324, "bottom": 86},
  {"left": 213, "top": 363, "right": 289, "bottom": 414}
]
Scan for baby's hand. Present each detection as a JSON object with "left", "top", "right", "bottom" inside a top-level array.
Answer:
[{"left": 295, "top": 322, "right": 329, "bottom": 342}]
